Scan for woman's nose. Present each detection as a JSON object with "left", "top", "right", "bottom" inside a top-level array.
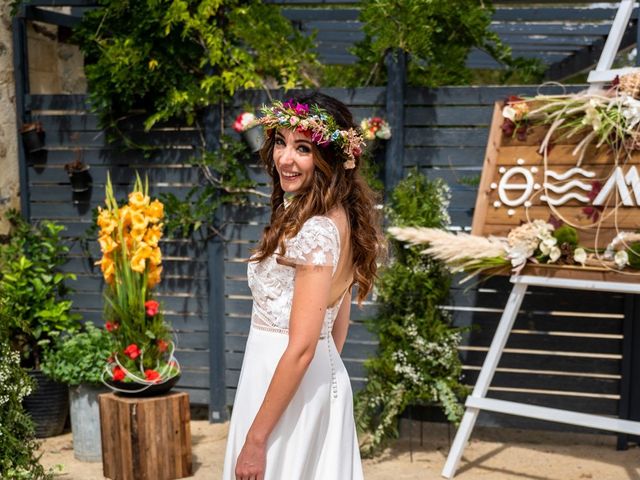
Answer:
[{"left": 279, "top": 145, "right": 295, "bottom": 165}]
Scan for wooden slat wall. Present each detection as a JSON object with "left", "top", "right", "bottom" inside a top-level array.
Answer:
[
  {"left": 24, "top": 87, "right": 625, "bottom": 432},
  {"left": 265, "top": 1, "right": 624, "bottom": 70},
  {"left": 404, "top": 85, "right": 623, "bottom": 429},
  {"left": 25, "top": 95, "right": 210, "bottom": 404}
]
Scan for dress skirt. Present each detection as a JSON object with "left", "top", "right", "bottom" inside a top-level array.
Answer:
[{"left": 222, "top": 326, "right": 364, "bottom": 479}]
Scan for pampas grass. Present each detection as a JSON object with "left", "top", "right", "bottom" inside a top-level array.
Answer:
[{"left": 388, "top": 227, "right": 510, "bottom": 281}]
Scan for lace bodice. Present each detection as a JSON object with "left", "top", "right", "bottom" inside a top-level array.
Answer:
[{"left": 247, "top": 216, "right": 343, "bottom": 338}]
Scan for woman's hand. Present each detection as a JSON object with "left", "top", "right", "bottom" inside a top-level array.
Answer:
[{"left": 235, "top": 436, "right": 266, "bottom": 480}]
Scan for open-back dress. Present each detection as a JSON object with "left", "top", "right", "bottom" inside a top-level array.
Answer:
[{"left": 222, "top": 214, "right": 364, "bottom": 480}]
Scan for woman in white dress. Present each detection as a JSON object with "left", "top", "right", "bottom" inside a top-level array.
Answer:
[{"left": 222, "top": 92, "right": 383, "bottom": 480}]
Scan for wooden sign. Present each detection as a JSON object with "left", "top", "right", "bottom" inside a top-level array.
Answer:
[{"left": 472, "top": 102, "right": 640, "bottom": 282}]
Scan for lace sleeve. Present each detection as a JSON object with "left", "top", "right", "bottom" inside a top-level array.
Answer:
[{"left": 282, "top": 216, "right": 340, "bottom": 270}]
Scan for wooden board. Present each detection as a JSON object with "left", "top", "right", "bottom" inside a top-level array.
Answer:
[
  {"left": 472, "top": 101, "right": 640, "bottom": 282},
  {"left": 99, "top": 392, "right": 192, "bottom": 480}
]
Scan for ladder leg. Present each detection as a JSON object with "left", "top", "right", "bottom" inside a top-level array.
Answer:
[{"left": 441, "top": 282, "right": 528, "bottom": 478}]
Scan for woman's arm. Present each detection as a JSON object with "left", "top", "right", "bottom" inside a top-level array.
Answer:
[
  {"left": 331, "top": 291, "right": 351, "bottom": 354},
  {"left": 234, "top": 263, "right": 332, "bottom": 480}
]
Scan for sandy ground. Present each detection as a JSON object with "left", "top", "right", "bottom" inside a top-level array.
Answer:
[{"left": 38, "top": 420, "right": 639, "bottom": 480}]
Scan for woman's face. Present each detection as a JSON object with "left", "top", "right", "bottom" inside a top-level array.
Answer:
[{"left": 273, "top": 128, "right": 316, "bottom": 194}]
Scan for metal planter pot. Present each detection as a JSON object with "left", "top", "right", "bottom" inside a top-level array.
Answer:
[{"left": 69, "top": 384, "right": 109, "bottom": 462}]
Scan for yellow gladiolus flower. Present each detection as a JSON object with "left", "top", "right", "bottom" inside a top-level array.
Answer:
[
  {"left": 130, "top": 227, "right": 146, "bottom": 244},
  {"left": 130, "top": 254, "right": 146, "bottom": 273},
  {"left": 131, "top": 210, "right": 149, "bottom": 231},
  {"left": 97, "top": 208, "right": 118, "bottom": 235},
  {"left": 98, "top": 234, "right": 118, "bottom": 254},
  {"left": 145, "top": 200, "right": 164, "bottom": 222},
  {"left": 119, "top": 206, "right": 132, "bottom": 229},
  {"left": 147, "top": 265, "right": 163, "bottom": 288},
  {"left": 149, "top": 246, "right": 162, "bottom": 267},
  {"left": 144, "top": 225, "right": 162, "bottom": 247},
  {"left": 129, "top": 191, "right": 150, "bottom": 209}
]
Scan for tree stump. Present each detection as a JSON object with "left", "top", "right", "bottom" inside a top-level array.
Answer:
[{"left": 99, "top": 392, "right": 192, "bottom": 480}]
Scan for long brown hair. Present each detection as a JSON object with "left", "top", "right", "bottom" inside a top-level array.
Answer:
[{"left": 252, "top": 92, "right": 383, "bottom": 304}]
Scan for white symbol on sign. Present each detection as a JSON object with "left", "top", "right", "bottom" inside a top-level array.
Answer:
[
  {"left": 498, "top": 166, "right": 534, "bottom": 207},
  {"left": 591, "top": 166, "right": 640, "bottom": 206}
]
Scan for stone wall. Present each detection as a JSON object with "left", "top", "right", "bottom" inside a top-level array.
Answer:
[{"left": 0, "top": 1, "right": 19, "bottom": 235}]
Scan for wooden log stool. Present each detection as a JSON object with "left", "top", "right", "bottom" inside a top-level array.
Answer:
[{"left": 99, "top": 392, "right": 192, "bottom": 480}]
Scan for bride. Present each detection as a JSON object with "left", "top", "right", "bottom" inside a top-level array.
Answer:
[{"left": 222, "top": 92, "right": 383, "bottom": 480}]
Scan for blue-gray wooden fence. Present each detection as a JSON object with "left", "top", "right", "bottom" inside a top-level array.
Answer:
[
  {"left": 18, "top": 86, "right": 628, "bottom": 434},
  {"left": 11, "top": 0, "right": 637, "bottom": 438}
]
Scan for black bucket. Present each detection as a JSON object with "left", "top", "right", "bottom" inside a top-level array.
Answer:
[{"left": 23, "top": 370, "right": 69, "bottom": 438}]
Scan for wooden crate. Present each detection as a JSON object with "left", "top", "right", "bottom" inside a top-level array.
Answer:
[{"left": 99, "top": 392, "right": 192, "bottom": 480}]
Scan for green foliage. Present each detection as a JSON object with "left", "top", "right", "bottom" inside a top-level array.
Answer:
[
  {"left": 41, "top": 322, "right": 114, "bottom": 386},
  {"left": 627, "top": 242, "right": 640, "bottom": 269},
  {"left": 161, "top": 135, "right": 258, "bottom": 238},
  {"left": 73, "top": 0, "right": 319, "bottom": 130},
  {"left": 553, "top": 225, "right": 579, "bottom": 248},
  {"left": 355, "top": 171, "right": 466, "bottom": 457},
  {"left": 0, "top": 341, "right": 54, "bottom": 479},
  {"left": 339, "top": 0, "right": 544, "bottom": 87},
  {"left": 0, "top": 210, "right": 80, "bottom": 369}
]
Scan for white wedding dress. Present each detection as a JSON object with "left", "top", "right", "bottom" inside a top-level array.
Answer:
[{"left": 222, "top": 215, "right": 364, "bottom": 480}]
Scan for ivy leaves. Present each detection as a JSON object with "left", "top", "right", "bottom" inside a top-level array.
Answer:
[{"left": 74, "top": 0, "right": 318, "bottom": 130}]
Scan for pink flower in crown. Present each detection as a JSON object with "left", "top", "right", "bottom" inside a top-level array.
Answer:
[
  {"left": 282, "top": 99, "right": 295, "bottom": 110},
  {"left": 294, "top": 103, "right": 309, "bottom": 115},
  {"left": 289, "top": 116, "right": 299, "bottom": 126}
]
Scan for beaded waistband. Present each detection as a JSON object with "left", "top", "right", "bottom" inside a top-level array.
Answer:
[{"left": 251, "top": 322, "right": 327, "bottom": 339}]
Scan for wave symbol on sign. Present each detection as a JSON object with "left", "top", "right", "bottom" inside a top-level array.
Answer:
[{"left": 541, "top": 168, "right": 594, "bottom": 206}]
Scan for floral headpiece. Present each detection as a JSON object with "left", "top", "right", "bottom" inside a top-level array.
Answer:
[{"left": 254, "top": 99, "right": 365, "bottom": 169}]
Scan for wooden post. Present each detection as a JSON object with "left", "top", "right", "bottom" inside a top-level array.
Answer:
[
  {"left": 12, "top": 7, "right": 31, "bottom": 220},
  {"left": 203, "top": 103, "right": 228, "bottom": 423},
  {"left": 384, "top": 48, "right": 406, "bottom": 200},
  {"left": 99, "top": 392, "right": 192, "bottom": 480}
]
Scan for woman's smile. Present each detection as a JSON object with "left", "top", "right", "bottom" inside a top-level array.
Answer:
[{"left": 274, "top": 129, "right": 315, "bottom": 193}]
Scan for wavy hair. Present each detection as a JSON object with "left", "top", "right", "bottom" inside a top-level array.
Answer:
[{"left": 252, "top": 92, "right": 383, "bottom": 304}]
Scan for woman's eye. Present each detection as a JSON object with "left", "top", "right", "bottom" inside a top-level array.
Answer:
[
  {"left": 297, "top": 145, "right": 311, "bottom": 154},
  {"left": 275, "top": 138, "right": 285, "bottom": 146}
]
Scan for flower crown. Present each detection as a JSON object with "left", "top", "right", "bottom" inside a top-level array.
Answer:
[{"left": 254, "top": 99, "right": 365, "bottom": 169}]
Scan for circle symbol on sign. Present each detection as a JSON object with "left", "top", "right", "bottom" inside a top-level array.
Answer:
[{"left": 498, "top": 167, "right": 534, "bottom": 207}]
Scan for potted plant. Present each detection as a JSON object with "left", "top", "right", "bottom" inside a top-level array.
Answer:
[
  {"left": 41, "top": 322, "right": 113, "bottom": 462},
  {"left": 64, "top": 153, "right": 92, "bottom": 192},
  {"left": 97, "top": 174, "right": 180, "bottom": 395},
  {"left": 0, "top": 209, "right": 81, "bottom": 437},
  {"left": 20, "top": 121, "right": 45, "bottom": 153},
  {"left": 233, "top": 111, "right": 263, "bottom": 153}
]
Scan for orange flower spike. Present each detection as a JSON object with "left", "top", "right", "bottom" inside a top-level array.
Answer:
[
  {"left": 147, "top": 265, "right": 163, "bottom": 288},
  {"left": 149, "top": 247, "right": 162, "bottom": 267},
  {"left": 144, "top": 225, "right": 162, "bottom": 247},
  {"left": 98, "top": 234, "right": 118, "bottom": 254},
  {"left": 145, "top": 200, "right": 164, "bottom": 223},
  {"left": 97, "top": 208, "right": 118, "bottom": 235},
  {"left": 129, "top": 191, "right": 150, "bottom": 210},
  {"left": 130, "top": 210, "right": 149, "bottom": 231},
  {"left": 130, "top": 227, "right": 146, "bottom": 244}
]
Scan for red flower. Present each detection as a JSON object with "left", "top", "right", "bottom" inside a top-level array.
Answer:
[
  {"left": 145, "top": 300, "right": 159, "bottom": 317},
  {"left": 112, "top": 366, "right": 125, "bottom": 382},
  {"left": 145, "top": 369, "right": 161, "bottom": 383},
  {"left": 157, "top": 339, "right": 169, "bottom": 353},
  {"left": 105, "top": 321, "right": 119, "bottom": 332},
  {"left": 124, "top": 343, "right": 140, "bottom": 360}
]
